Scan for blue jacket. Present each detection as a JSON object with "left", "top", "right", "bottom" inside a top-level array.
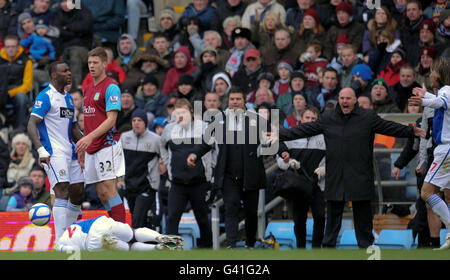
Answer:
[
  {"left": 134, "top": 90, "right": 168, "bottom": 119},
  {"left": 20, "top": 34, "right": 55, "bottom": 61},
  {"left": 181, "top": 3, "right": 216, "bottom": 31}
]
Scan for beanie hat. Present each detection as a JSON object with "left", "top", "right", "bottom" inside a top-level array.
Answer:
[
  {"left": 420, "top": 19, "right": 436, "bottom": 34},
  {"left": 336, "top": 33, "right": 350, "bottom": 46},
  {"left": 439, "top": 9, "right": 450, "bottom": 23},
  {"left": 142, "top": 74, "right": 159, "bottom": 88},
  {"left": 151, "top": 116, "right": 169, "bottom": 132},
  {"left": 277, "top": 60, "right": 294, "bottom": 73},
  {"left": 370, "top": 78, "right": 388, "bottom": 90},
  {"left": 290, "top": 70, "right": 307, "bottom": 82},
  {"left": 18, "top": 177, "right": 34, "bottom": 188},
  {"left": 35, "top": 23, "right": 49, "bottom": 30},
  {"left": 351, "top": 64, "right": 374, "bottom": 82},
  {"left": 18, "top": 12, "right": 32, "bottom": 24},
  {"left": 178, "top": 74, "right": 194, "bottom": 86},
  {"left": 12, "top": 133, "right": 32, "bottom": 151},
  {"left": 131, "top": 108, "right": 148, "bottom": 127},
  {"left": 420, "top": 46, "right": 437, "bottom": 59},
  {"left": 303, "top": 8, "right": 319, "bottom": 25},
  {"left": 336, "top": 1, "right": 353, "bottom": 16},
  {"left": 159, "top": 7, "right": 175, "bottom": 22},
  {"left": 200, "top": 46, "right": 217, "bottom": 58},
  {"left": 257, "top": 72, "right": 275, "bottom": 87},
  {"left": 392, "top": 47, "right": 406, "bottom": 60},
  {"left": 121, "top": 88, "right": 135, "bottom": 97}
]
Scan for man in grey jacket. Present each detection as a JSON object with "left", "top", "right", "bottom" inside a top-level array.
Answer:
[{"left": 121, "top": 108, "right": 162, "bottom": 229}]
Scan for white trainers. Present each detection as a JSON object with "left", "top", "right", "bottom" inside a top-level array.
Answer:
[
  {"left": 156, "top": 235, "right": 185, "bottom": 248},
  {"left": 433, "top": 233, "right": 450, "bottom": 250}
]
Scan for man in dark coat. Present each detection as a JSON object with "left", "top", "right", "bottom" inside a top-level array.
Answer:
[
  {"left": 276, "top": 88, "right": 425, "bottom": 248},
  {"left": 187, "top": 87, "right": 268, "bottom": 248},
  {"left": 53, "top": 0, "right": 94, "bottom": 89}
]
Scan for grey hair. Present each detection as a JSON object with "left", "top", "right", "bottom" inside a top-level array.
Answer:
[{"left": 222, "top": 15, "right": 241, "bottom": 30}]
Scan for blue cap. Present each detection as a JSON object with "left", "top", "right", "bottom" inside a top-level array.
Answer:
[{"left": 351, "top": 64, "right": 373, "bottom": 82}]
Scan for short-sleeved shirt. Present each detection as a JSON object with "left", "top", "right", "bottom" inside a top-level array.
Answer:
[
  {"left": 83, "top": 77, "right": 121, "bottom": 154},
  {"left": 31, "top": 84, "right": 77, "bottom": 159}
]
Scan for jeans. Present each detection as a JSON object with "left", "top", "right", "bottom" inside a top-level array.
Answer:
[
  {"left": 127, "top": 0, "right": 147, "bottom": 39},
  {"left": 62, "top": 46, "right": 89, "bottom": 90}
]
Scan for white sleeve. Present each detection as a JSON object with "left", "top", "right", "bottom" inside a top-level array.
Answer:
[{"left": 422, "top": 93, "right": 449, "bottom": 109}]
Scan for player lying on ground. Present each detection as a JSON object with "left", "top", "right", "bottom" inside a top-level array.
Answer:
[{"left": 56, "top": 215, "right": 184, "bottom": 252}]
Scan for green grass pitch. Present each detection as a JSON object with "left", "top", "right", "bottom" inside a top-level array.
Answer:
[{"left": 1, "top": 248, "right": 449, "bottom": 260}]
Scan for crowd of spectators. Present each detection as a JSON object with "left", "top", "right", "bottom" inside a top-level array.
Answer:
[{"left": 0, "top": 0, "right": 449, "bottom": 248}]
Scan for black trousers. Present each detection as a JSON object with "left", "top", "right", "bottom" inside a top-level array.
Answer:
[
  {"left": 126, "top": 189, "right": 156, "bottom": 229},
  {"left": 290, "top": 185, "right": 326, "bottom": 248},
  {"left": 222, "top": 176, "right": 260, "bottom": 248},
  {"left": 166, "top": 182, "right": 212, "bottom": 247},
  {"left": 322, "top": 200, "right": 374, "bottom": 248}
]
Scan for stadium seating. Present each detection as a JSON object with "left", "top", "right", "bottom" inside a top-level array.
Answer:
[
  {"left": 178, "top": 213, "right": 200, "bottom": 250},
  {"left": 0, "top": 196, "right": 10, "bottom": 211},
  {"left": 264, "top": 221, "right": 296, "bottom": 249},
  {"left": 374, "top": 229, "right": 414, "bottom": 249}
]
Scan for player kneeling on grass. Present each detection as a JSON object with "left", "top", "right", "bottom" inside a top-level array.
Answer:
[{"left": 56, "top": 215, "right": 184, "bottom": 252}]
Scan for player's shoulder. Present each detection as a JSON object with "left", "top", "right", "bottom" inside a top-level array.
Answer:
[{"left": 439, "top": 85, "right": 450, "bottom": 97}]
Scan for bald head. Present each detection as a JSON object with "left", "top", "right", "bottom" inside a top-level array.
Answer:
[{"left": 338, "top": 88, "right": 357, "bottom": 114}]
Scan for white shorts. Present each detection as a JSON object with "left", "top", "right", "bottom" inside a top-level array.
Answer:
[
  {"left": 87, "top": 216, "right": 133, "bottom": 251},
  {"left": 43, "top": 155, "right": 84, "bottom": 193},
  {"left": 84, "top": 141, "right": 125, "bottom": 185},
  {"left": 425, "top": 144, "right": 450, "bottom": 190}
]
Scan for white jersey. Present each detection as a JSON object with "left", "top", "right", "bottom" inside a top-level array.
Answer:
[
  {"left": 31, "top": 84, "right": 76, "bottom": 159},
  {"left": 56, "top": 216, "right": 130, "bottom": 251},
  {"left": 423, "top": 86, "right": 450, "bottom": 145}
]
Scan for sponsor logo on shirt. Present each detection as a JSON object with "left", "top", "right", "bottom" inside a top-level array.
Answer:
[
  {"left": 60, "top": 107, "right": 74, "bottom": 119},
  {"left": 83, "top": 106, "right": 96, "bottom": 114},
  {"left": 34, "top": 101, "right": 42, "bottom": 108},
  {"left": 110, "top": 96, "right": 119, "bottom": 105}
]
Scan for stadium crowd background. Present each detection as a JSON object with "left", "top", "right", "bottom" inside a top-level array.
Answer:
[{"left": 0, "top": 0, "right": 449, "bottom": 248}]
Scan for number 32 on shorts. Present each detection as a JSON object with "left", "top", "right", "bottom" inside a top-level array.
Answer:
[{"left": 99, "top": 161, "right": 112, "bottom": 173}]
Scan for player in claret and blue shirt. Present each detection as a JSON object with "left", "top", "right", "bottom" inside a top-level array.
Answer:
[
  {"left": 28, "top": 61, "right": 85, "bottom": 242},
  {"left": 75, "top": 47, "right": 126, "bottom": 223},
  {"left": 56, "top": 215, "right": 184, "bottom": 252}
]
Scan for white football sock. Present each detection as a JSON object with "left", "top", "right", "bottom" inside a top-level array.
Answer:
[
  {"left": 66, "top": 201, "right": 81, "bottom": 228},
  {"left": 130, "top": 242, "right": 157, "bottom": 251},
  {"left": 53, "top": 198, "right": 68, "bottom": 241},
  {"left": 427, "top": 194, "right": 450, "bottom": 229},
  {"left": 134, "top": 227, "right": 160, "bottom": 243}
]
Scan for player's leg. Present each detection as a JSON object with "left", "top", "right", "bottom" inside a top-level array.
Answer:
[
  {"left": 52, "top": 182, "right": 70, "bottom": 241},
  {"left": 86, "top": 143, "right": 126, "bottom": 222},
  {"left": 95, "top": 178, "right": 126, "bottom": 223},
  {"left": 67, "top": 183, "right": 84, "bottom": 224},
  {"left": 133, "top": 227, "right": 184, "bottom": 249},
  {"left": 66, "top": 158, "right": 85, "bottom": 225},
  {"left": 421, "top": 182, "right": 450, "bottom": 229}
]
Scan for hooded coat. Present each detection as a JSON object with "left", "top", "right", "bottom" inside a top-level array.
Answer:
[
  {"left": 116, "top": 34, "right": 145, "bottom": 74},
  {"left": 122, "top": 53, "right": 169, "bottom": 93},
  {"left": 161, "top": 46, "right": 198, "bottom": 96}
]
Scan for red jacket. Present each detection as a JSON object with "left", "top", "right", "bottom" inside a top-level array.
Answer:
[
  {"left": 378, "top": 61, "right": 408, "bottom": 87},
  {"left": 303, "top": 58, "right": 329, "bottom": 87},
  {"left": 161, "top": 46, "right": 197, "bottom": 96}
]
